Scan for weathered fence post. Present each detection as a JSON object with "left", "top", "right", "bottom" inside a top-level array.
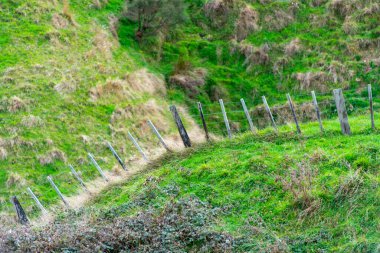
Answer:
[
  {"left": 147, "top": 119, "right": 171, "bottom": 151},
  {"left": 69, "top": 165, "right": 88, "bottom": 191},
  {"left": 286, "top": 94, "right": 301, "bottom": 134},
  {"left": 10, "top": 196, "right": 29, "bottom": 225},
  {"left": 240, "top": 98, "right": 256, "bottom": 134},
  {"left": 219, "top": 99, "right": 232, "bottom": 139},
  {"left": 27, "top": 187, "right": 48, "bottom": 215},
  {"left": 128, "top": 131, "right": 149, "bottom": 161},
  {"left": 262, "top": 96, "right": 278, "bottom": 131},
  {"left": 107, "top": 141, "right": 127, "bottom": 170},
  {"left": 88, "top": 153, "right": 109, "bottom": 182},
  {"left": 333, "top": 88, "right": 351, "bottom": 135},
  {"left": 47, "top": 176, "right": 69, "bottom": 207},
  {"left": 368, "top": 84, "right": 375, "bottom": 129},
  {"left": 197, "top": 102, "right": 210, "bottom": 141},
  {"left": 170, "top": 105, "right": 192, "bottom": 148},
  {"left": 311, "top": 91, "right": 324, "bottom": 133}
]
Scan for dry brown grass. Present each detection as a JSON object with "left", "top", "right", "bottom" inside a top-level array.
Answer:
[
  {"left": 38, "top": 149, "right": 67, "bottom": 165},
  {"left": 204, "top": 0, "right": 235, "bottom": 27},
  {"left": 335, "top": 169, "right": 363, "bottom": 200},
  {"left": 62, "top": 0, "right": 76, "bottom": 26},
  {"left": 21, "top": 115, "right": 43, "bottom": 128},
  {"left": 230, "top": 40, "right": 270, "bottom": 71},
  {"left": 108, "top": 15, "right": 119, "bottom": 39},
  {"left": 276, "top": 160, "right": 320, "bottom": 216},
  {"left": 284, "top": 38, "right": 302, "bottom": 56},
  {"left": 264, "top": 9, "right": 294, "bottom": 31},
  {"left": 51, "top": 13, "right": 69, "bottom": 29},
  {"left": 235, "top": 5, "right": 260, "bottom": 41},
  {"left": 6, "top": 172, "right": 26, "bottom": 188},
  {"left": 92, "top": 0, "right": 109, "bottom": 9},
  {"left": 0, "top": 96, "right": 26, "bottom": 113},
  {"left": 169, "top": 68, "right": 207, "bottom": 97},
  {"left": 125, "top": 68, "right": 166, "bottom": 95},
  {"left": 342, "top": 16, "right": 359, "bottom": 35},
  {"left": 0, "top": 147, "right": 7, "bottom": 160},
  {"left": 293, "top": 72, "right": 330, "bottom": 92}
]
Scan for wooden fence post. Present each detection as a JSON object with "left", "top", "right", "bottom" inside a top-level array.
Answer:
[
  {"left": 107, "top": 141, "right": 127, "bottom": 170},
  {"left": 147, "top": 120, "right": 171, "bottom": 151},
  {"left": 47, "top": 176, "right": 69, "bottom": 207},
  {"left": 368, "top": 84, "right": 375, "bottom": 129},
  {"left": 333, "top": 88, "right": 351, "bottom": 135},
  {"left": 197, "top": 102, "right": 210, "bottom": 141},
  {"left": 170, "top": 105, "right": 192, "bottom": 148},
  {"left": 262, "top": 96, "right": 278, "bottom": 131},
  {"left": 240, "top": 98, "right": 256, "bottom": 134},
  {"left": 69, "top": 165, "right": 88, "bottom": 191},
  {"left": 311, "top": 91, "right": 324, "bottom": 133},
  {"left": 286, "top": 94, "right": 301, "bottom": 134},
  {"left": 88, "top": 153, "right": 109, "bottom": 182},
  {"left": 10, "top": 196, "right": 29, "bottom": 225},
  {"left": 128, "top": 131, "right": 149, "bottom": 161},
  {"left": 27, "top": 187, "right": 48, "bottom": 215},
  {"left": 219, "top": 99, "right": 232, "bottom": 139}
]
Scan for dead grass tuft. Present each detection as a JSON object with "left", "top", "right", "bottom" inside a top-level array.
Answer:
[
  {"left": 235, "top": 5, "right": 260, "bottom": 42},
  {"left": 169, "top": 68, "right": 207, "bottom": 97},
  {"left": 54, "top": 81, "right": 76, "bottom": 94},
  {"left": 204, "top": 0, "right": 235, "bottom": 27},
  {"left": 293, "top": 72, "right": 330, "bottom": 92},
  {"left": 51, "top": 13, "right": 69, "bottom": 29},
  {"left": 284, "top": 38, "right": 302, "bottom": 56},
  {"left": 0, "top": 147, "right": 7, "bottom": 160},
  {"left": 38, "top": 149, "right": 67, "bottom": 165},
  {"left": 6, "top": 172, "right": 26, "bottom": 188},
  {"left": 21, "top": 115, "right": 43, "bottom": 128},
  {"left": 125, "top": 68, "right": 166, "bottom": 95},
  {"left": 62, "top": 0, "right": 76, "bottom": 26},
  {"left": 108, "top": 15, "right": 119, "bottom": 39},
  {"left": 276, "top": 160, "right": 320, "bottom": 214},
  {"left": 264, "top": 9, "right": 294, "bottom": 31},
  {"left": 342, "top": 16, "right": 359, "bottom": 35},
  {"left": 90, "top": 28, "right": 115, "bottom": 59},
  {"left": 92, "top": 0, "right": 109, "bottom": 9},
  {"left": 0, "top": 96, "right": 26, "bottom": 113},
  {"left": 335, "top": 169, "right": 363, "bottom": 200},
  {"left": 231, "top": 40, "right": 270, "bottom": 71}
]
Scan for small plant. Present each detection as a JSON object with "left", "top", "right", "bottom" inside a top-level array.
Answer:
[{"left": 276, "top": 160, "right": 318, "bottom": 210}]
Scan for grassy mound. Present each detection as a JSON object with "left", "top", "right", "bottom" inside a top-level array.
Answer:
[{"left": 2, "top": 116, "right": 378, "bottom": 252}]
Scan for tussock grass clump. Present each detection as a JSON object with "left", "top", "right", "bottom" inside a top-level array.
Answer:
[
  {"left": 170, "top": 68, "right": 208, "bottom": 97},
  {"left": 92, "top": 0, "right": 109, "bottom": 9},
  {"left": 38, "top": 149, "right": 67, "bottom": 165},
  {"left": 235, "top": 5, "right": 260, "bottom": 41},
  {"left": 276, "top": 160, "right": 319, "bottom": 211},
  {"left": 0, "top": 96, "right": 26, "bottom": 113},
  {"left": 264, "top": 9, "right": 294, "bottom": 31},
  {"left": 335, "top": 169, "right": 363, "bottom": 201},
  {"left": 204, "top": 0, "right": 236, "bottom": 27},
  {"left": 284, "top": 38, "right": 302, "bottom": 56},
  {"left": 51, "top": 13, "right": 69, "bottom": 29},
  {"left": 21, "top": 115, "right": 43, "bottom": 128},
  {"left": 6, "top": 172, "right": 26, "bottom": 188},
  {"left": 0, "top": 147, "right": 7, "bottom": 160}
]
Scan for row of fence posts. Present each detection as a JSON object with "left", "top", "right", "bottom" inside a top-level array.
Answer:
[{"left": 9, "top": 86, "right": 375, "bottom": 225}]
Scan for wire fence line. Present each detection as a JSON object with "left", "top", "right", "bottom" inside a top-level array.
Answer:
[{"left": 2, "top": 86, "right": 379, "bottom": 225}]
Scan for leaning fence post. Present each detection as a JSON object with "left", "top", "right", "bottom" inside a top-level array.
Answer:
[
  {"left": 170, "top": 105, "right": 192, "bottom": 148},
  {"left": 27, "top": 187, "right": 48, "bottom": 215},
  {"left": 88, "top": 153, "right": 109, "bottom": 182},
  {"left": 197, "top": 102, "right": 210, "bottom": 141},
  {"left": 69, "top": 165, "right": 89, "bottom": 191},
  {"left": 10, "top": 196, "right": 29, "bottom": 225},
  {"left": 147, "top": 120, "right": 171, "bottom": 151},
  {"left": 47, "top": 176, "right": 69, "bottom": 207},
  {"left": 311, "top": 91, "right": 324, "bottom": 133},
  {"left": 368, "top": 84, "right": 375, "bottom": 129},
  {"left": 286, "top": 94, "right": 301, "bottom": 134},
  {"left": 128, "top": 131, "right": 149, "bottom": 161},
  {"left": 107, "top": 142, "right": 127, "bottom": 170},
  {"left": 219, "top": 99, "right": 232, "bottom": 139},
  {"left": 333, "top": 88, "right": 351, "bottom": 135},
  {"left": 262, "top": 96, "right": 278, "bottom": 131},
  {"left": 240, "top": 98, "right": 256, "bottom": 134}
]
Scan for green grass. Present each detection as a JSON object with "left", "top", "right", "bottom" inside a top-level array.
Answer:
[{"left": 84, "top": 115, "right": 380, "bottom": 252}]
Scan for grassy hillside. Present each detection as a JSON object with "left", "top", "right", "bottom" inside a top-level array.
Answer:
[
  {"left": 0, "top": 0, "right": 380, "bottom": 243},
  {"left": 1, "top": 116, "right": 379, "bottom": 252}
]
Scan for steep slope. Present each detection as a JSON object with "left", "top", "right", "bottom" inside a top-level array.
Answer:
[
  {"left": 0, "top": 0, "right": 202, "bottom": 215},
  {"left": 1, "top": 117, "right": 379, "bottom": 252}
]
